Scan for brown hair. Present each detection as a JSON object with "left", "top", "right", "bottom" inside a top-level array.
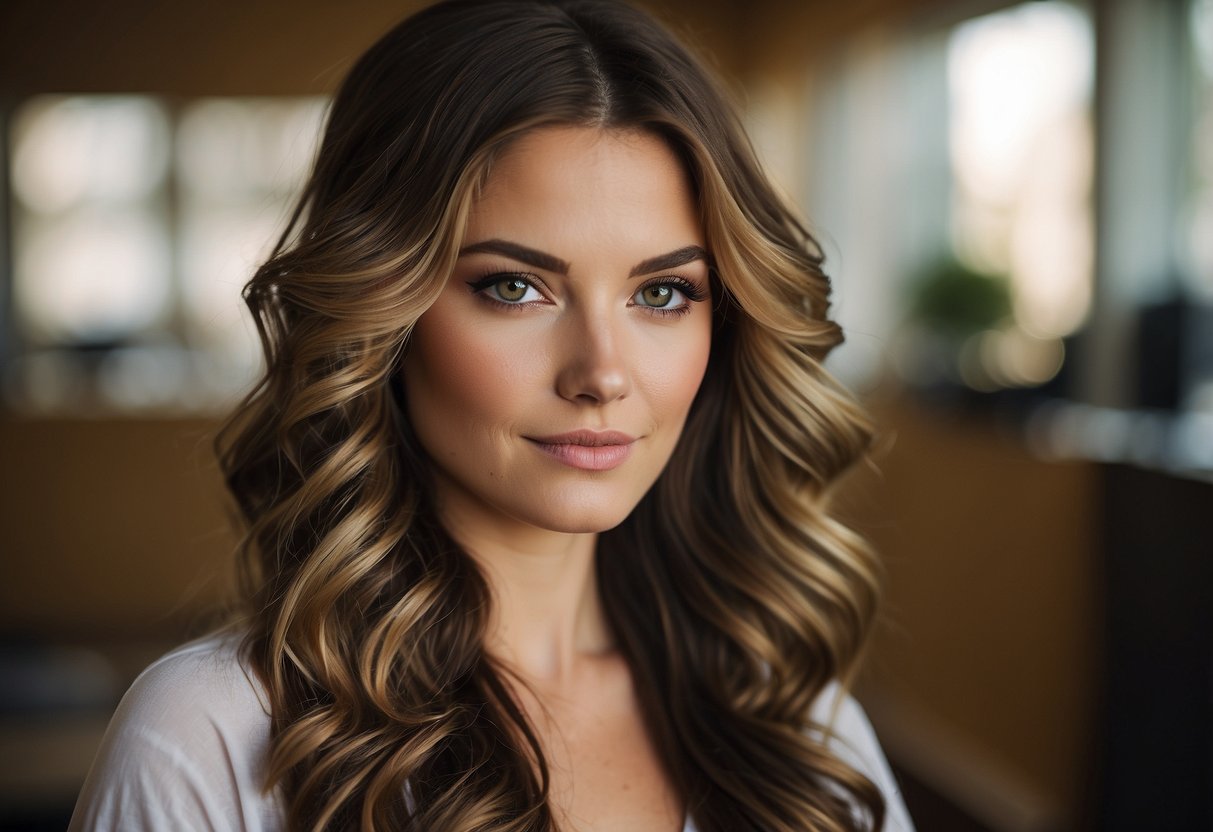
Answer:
[{"left": 217, "top": 1, "right": 884, "bottom": 829}]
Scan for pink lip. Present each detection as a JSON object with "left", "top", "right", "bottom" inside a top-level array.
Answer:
[{"left": 526, "top": 430, "right": 637, "bottom": 471}]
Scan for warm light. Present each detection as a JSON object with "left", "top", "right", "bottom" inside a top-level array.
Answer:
[
  {"left": 6, "top": 94, "right": 322, "bottom": 412},
  {"left": 948, "top": 2, "right": 1094, "bottom": 339},
  {"left": 15, "top": 211, "right": 171, "bottom": 341},
  {"left": 981, "top": 327, "right": 1065, "bottom": 387},
  {"left": 176, "top": 98, "right": 326, "bottom": 198},
  {"left": 955, "top": 325, "right": 1065, "bottom": 392},
  {"left": 176, "top": 98, "right": 327, "bottom": 399},
  {"left": 11, "top": 97, "right": 169, "bottom": 214}
]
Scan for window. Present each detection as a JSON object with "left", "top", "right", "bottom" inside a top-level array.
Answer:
[
  {"left": 803, "top": 0, "right": 1093, "bottom": 395},
  {"left": 4, "top": 95, "right": 326, "bottom": 414},
  {"left": 1183, "top": 0, "right": 1213, "bottom": 412}
]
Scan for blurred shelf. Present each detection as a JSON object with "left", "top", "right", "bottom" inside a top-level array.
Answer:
[{"left": 1024, "top": 400, "right": 1213, "bottom": 483}]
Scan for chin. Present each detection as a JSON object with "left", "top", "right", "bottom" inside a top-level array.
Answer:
[
  {"left": 527, "top": 506, "right": 634, "bottom": 535},
  {"left": 513, "top": 490, "right": 641, "bottom": 535}
]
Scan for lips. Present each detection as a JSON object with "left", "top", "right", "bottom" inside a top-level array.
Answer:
[{"left": 526, "top": 430, "right": 637, "bottom": 471}]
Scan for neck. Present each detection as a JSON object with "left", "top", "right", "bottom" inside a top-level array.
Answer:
[{"left": 439, "top": 497, "right": 615, "bottom": 687}]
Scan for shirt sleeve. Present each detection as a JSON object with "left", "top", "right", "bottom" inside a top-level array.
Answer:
[
  {"left": 67, "top": 637, "right": 280, "bottom": 832},
  {"left": 817, "top": 684, "right": 916, "bottom": 832}
]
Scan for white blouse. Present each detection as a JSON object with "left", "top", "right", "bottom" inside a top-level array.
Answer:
[{"left": 69, "top": 635, "right": 914, "bottom": 831}]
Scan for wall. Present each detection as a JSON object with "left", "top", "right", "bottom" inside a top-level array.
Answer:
[
  {"left": 848, "top": 396, "right": 1099, "bottom": 830},
  {"left": 0, "top": 0, "right": 744, "bottom": 96},
  {"left": 0, "top": 418, "right": 234, "bottom": 640}
]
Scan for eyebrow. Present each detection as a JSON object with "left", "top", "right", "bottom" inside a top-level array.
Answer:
[
  {"left": 458, "top": 239, "right": 709, "bottom": 278},
  {"left": 459, "top": 240, "right": 570, "bottom": 274},
  {"left": 628, "top": 246, "right": 710, "bottom": 277}
]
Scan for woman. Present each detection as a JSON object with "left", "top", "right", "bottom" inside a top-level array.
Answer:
[{"left": 70, "top": 0, "right": 913, "bottom": 829}]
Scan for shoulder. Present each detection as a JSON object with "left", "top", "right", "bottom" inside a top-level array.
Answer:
[
  {"left": 94, "top": 632, "right": 274, "bottom": 768},
  {"left": 69, "top": 632, "right": 283, "bottom": 832},
  {"left": 116, "top": 633, "right": 269, "bottom": 723},
  {"left": 811, "top": 682, "right": 916, "bottom": 832}
]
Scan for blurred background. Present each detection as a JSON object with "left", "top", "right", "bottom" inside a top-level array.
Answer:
[{"left": 0, "top": 0, "right": 1209, "bottom": 829}]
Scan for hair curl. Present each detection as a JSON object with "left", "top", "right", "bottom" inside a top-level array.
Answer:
[{"left": 216, "top": 1, "right": 884, "bottom": 829}]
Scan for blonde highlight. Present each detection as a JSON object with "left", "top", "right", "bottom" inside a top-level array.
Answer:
[{"left": 216, "top": 1, "right": 887, "bottom": 829}]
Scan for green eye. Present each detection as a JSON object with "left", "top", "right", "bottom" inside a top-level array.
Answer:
[
  {"left": 637, "top": 285, "right": 674, "bottom": 308},
  {"left": 494, "top": 277, "right": 530, "bottom": 302}
]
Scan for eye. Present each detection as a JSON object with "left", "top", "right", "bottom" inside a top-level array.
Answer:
[
  {"left": 635, "top": 284, "right": 679, "bottom": 308},
  {"left": 491, "top": 276, "right": 537, "bottom": 303},
  {"left": 631, "top": 277, "right": 706, "bottom": 312},
  {"left": 467, "top": 273, "right": 545, "bottom": 305}
]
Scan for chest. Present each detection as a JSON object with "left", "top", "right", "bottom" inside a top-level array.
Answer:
[{"left": 527, "top": 678, "right": 684, "bottom": 832}]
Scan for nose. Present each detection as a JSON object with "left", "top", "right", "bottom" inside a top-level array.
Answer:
[{"left": 554, "top": 312, "right": 632, "bottom": 405}]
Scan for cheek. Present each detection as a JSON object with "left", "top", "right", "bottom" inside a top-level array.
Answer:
[
  {"left": 403, "top": 304, "right": 535, "bottom": 449},
  {"left": 640, "top": 315, "right": 713, "bottom": 418}
]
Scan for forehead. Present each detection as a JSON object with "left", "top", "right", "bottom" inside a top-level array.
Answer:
[{"left": 466, "top": 126, "right": 704, "bottom": 260}]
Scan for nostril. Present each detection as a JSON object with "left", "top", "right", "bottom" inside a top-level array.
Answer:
[
  {"left": 556, "top": 358, "right": 631, "bottom": 404},
  {"left": 553, "top": 320, "right": 632, "bottom": 404}
]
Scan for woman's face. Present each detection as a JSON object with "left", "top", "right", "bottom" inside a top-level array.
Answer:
[{"left": 403, "top": 126, "right": 712, "bottom": 537}]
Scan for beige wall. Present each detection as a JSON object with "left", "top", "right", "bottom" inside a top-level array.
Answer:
[
  {"left": 849, "top": 397, "right": 1098, "bottom": 829},
  {"left": 0, "top": 418, "right": 235, "bottom": 639}
]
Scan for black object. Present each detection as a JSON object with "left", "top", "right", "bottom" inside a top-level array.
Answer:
[{"left": 1094, "top": 463, "right": 1213, "bottom": 830}]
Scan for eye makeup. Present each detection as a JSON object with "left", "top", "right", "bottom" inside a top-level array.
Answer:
[
  {"left": 466, "top": 268, "right": 708, "bottom": 319},
  {"left": 634, "top": 275, "right": 707, "bottom": 304},
  {"left": 629, "top": 276, "right": 706, "bottom": 319},
  {"left": 465, "top": 271, "right": 550, "bottom": 309}
]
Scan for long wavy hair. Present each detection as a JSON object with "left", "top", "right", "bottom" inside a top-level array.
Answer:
[{"left": 216, "top": 0, "right": 884, "bottom": 829}]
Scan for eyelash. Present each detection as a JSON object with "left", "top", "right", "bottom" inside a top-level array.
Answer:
[
  {"left": 639, "top": 277, "right": 706, "bottom": 318},
  {"left": 465, "top": 271, "right": 707, "bottom": 318},
  {"left": 466, "top": 271, "right": 546, "bottom": 310}
]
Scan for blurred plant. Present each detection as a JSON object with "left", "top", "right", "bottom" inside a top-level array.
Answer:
[
  {"left": 889, "top": 254, "right": 1065, "bottom": 397},
  {"left": 906, "top": 255, "right": 1013, "bottom": 338}
]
